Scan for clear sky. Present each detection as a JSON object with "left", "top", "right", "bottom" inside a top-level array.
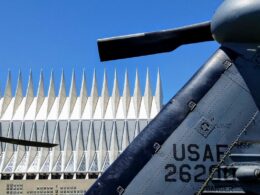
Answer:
[{"left": 0, "top": 0, "right": 223, "bottom": 103}]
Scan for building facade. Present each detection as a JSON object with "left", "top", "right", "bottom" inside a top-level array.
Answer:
[{"left": 0, "top": 69, "right": 162, "bottom": 194}]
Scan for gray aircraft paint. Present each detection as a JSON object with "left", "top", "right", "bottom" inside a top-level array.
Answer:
[
  {"left": 212, "top": 0, "right": 260, "bottom": 43},
  {"left": 124, "top": 49, "right": 259, "bottom": 194}
]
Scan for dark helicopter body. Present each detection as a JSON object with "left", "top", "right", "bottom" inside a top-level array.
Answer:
[{"left": 85, "top": 0, "right": 260, "bottom": 194}]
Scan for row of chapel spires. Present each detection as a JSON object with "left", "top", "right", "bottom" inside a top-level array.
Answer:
[{"left": 0, "top": 69, "right": 163, "bottom": 120}]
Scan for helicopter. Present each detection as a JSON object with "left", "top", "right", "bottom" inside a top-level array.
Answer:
[{"left": 85, "top": 0, "right": 260, "bottom": 194}]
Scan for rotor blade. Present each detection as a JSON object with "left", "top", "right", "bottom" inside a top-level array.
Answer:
[
  {"left": 0, "top": 136, "right": 58, "bottom": 148},
  {"left": 98, "top": 21, "right": 213, "bottom": 61}
]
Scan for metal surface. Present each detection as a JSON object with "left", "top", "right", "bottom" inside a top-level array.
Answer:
[
  {"left": 86, "top": 48, "right": 236, "bottom": 194},
  {"left": 211, "top": 0, "right": 260, "bottom": 43},
  {"left": 124, "top": 52, "right": 259, "bottom": 195},
  {"left": 98, "top": 22, "right": 213, "bottom": 61}
]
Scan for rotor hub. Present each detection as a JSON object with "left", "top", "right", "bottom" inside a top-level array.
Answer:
[{"left": 211, "top": 0, "right": 260, "bottom": 44}]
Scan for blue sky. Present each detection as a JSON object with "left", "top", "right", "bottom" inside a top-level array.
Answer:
[{"left": 0, "top": 0, "right": 223, "bottom": 103}]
